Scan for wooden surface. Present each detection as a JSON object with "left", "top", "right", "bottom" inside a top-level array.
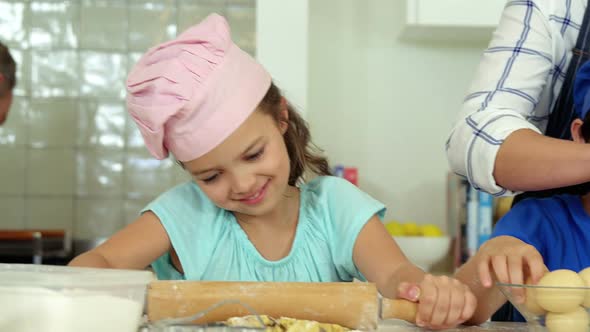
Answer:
[
  {"left": 0, "top": 229, "right": 65, "bottom": 241},
  {"left": 147, "top": 281, "right": 419, "bottom": 330}
]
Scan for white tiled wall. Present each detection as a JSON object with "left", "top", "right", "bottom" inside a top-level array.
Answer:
[{"left": 0, "top": 0, "right": 256, "bottom": 239}]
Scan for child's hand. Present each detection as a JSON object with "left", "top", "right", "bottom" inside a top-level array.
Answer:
[
  {"left": 476, "top": 235, "right": 547, "bottom": 302},
  {"left": 397, "top": 275, "right": 476, "bottom": 329}
]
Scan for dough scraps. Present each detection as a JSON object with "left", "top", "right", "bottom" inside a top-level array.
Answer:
[{"left": 225, "top": 315, "right": 353, "bottom": 332}]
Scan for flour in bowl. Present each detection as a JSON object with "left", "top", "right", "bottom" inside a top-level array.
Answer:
[{"left": 0, "top": 286, "right": 143, "bottom": 332}]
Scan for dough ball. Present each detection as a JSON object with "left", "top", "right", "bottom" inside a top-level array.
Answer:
[
  {"left": 578, "top": 267, "right": 590, "bottom": 308},
  {"left": 536, "top": 269, "right": 585, "bottom": 313},
  {"left": 524, "top": 277, "right": 546, "bottom": 315},
  {"left": 545, "top": 307, "right": 589, "bottom": 332}
]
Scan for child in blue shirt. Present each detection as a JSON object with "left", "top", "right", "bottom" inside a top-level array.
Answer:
[
  {"left": 455, "top": 60, "right": 590, "bottom": 324},
  {"left": 69, "top": 14, "right": 475, "bottom": 329}
]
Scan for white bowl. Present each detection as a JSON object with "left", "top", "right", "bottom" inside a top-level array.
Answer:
[{"left": 393, "top": 236, "right": 452, "bottom": 272}]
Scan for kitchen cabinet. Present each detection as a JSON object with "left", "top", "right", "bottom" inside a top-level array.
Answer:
[{"left": 404, "top": 0, "right": 507, "bottom": 42}]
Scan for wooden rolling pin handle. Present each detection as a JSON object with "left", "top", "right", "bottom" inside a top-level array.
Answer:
[
  {"left": 148, "top": 281, "right": 419, "bottom": 329},
  {"left": 380, "top": 298, "right": 418, "bottom": 323}
]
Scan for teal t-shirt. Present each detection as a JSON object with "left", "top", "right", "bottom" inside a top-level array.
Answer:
[{"left": 144, "top": 176, "right": 386, "bottom": 282}]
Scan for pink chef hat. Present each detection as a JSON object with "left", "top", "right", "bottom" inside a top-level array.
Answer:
[{"left": 126, "top": 13, "right": 271, "bottom": 161}]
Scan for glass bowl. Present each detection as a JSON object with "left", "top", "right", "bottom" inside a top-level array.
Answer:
[{"left": 497, "top": 282, "right": 590, "bottom": 332}]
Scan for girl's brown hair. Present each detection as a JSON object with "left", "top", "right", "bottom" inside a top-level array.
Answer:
[
  {"left": 258, "top": 82, "right": 331, "bottom": 185},
  {"left": 0, "top": 42, "right": 16, "bottom": 95},
  {"left": 563, "top": 112, "right": 590, "bottom": 195}
]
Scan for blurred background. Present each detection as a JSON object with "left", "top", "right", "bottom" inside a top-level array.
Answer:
[{"left": 0, "top": 0, "right": 506, "bottom": 269}]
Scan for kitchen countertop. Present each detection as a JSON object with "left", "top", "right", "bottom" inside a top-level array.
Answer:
[
  {"left": 377, "top": 319, "right": 541, "bottom": 331},
  {"left": 140, "top": 320, "right": 542, "bottom": 331}
]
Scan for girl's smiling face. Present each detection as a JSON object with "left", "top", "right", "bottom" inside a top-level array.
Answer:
[{"left": 183, "top": 109, "right": 291, "bottom": 217}]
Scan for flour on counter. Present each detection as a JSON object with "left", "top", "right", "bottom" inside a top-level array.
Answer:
[{"left": 0, "top": 286, "right": 143, "bottom": 332}]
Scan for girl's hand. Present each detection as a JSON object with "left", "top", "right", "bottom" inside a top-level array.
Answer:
[
  {"left": 397, "top": 275, "right": 476, "bottom": 329},
  {"left": 476, "top": 236, "right": 547, "bottom": 302}
]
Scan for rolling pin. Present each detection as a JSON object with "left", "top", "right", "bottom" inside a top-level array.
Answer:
[{"left": 147, "top": 281, "right": 418, "bottom": 330}]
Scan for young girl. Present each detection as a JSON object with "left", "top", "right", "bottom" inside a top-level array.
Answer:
[
  {"left": 69, "top": 13, "right": 476, "bottom": 329},
  {"left": 455, "top": 60, "right": 590, "bottom": 324}
]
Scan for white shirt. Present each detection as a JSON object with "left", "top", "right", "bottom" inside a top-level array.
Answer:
[{"left": 446, "top": 0, "right": 587, "bottom": 196}]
